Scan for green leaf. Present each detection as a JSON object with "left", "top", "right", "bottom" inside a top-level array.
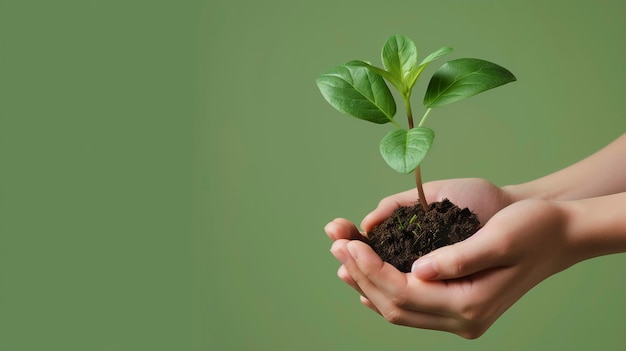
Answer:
[
  {"left": 424, "top": 58, "right": 516, "bottom": 108},
  {"left": 316, "top": 62, "right": 396, "bottom": 124},
  {"left": 381, "top": 35, "right": 418, "bottom": 90},
  {"left": 406, "top": 46, "right": 453, "bottom": 91},
  {"left": 379, "top": 127, "right": 434, "bottom": 174}
]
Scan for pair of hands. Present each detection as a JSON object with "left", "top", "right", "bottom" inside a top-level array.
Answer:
[{"left": 325, "top": 178, "right": 573, "bottom": 339}]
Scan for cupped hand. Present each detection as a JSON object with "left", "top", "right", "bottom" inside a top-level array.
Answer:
[
  {"left": 328, "top": 199, "right": 573, "bottom": 338},
  {"left": 324, "top": 178, "right": 516, "bottom": 322}
]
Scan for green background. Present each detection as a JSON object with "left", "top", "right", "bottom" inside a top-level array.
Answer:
[{"left": 2, "top": 0, "right": 625, "bottom": 350}]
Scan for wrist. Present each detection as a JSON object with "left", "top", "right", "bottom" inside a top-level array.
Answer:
[
  {"left": 501, "top": 182, "right": 546, "bottom": 203},
  {"left": 502, "top": 178, "right": 574, "bottom": 203},
  {"left": 559, "top": 193, "right": 626, "bottom": 265}
]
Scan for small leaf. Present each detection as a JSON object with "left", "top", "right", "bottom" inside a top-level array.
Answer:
[
  {"left": 379, "top": 127, "right": 434, "bottom": 174},
  {"left": 406, "top": 46, "right": 453, "bottom": 90},
  {"left": 424, "top": 58, "right": 516, "bottom": 108},
  {"left": 316, "top": 62, "right": 396, "bottom": 124},
  {"left": 381, "top": 35, "right": 418, "bottom": 89},
  {"left": 419, "top": 46, "right": 453, "bottom": 66}
]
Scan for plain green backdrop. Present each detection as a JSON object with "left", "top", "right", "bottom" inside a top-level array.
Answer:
[{"left": 1, "top": 0, "right": 625, "bottom": 350}]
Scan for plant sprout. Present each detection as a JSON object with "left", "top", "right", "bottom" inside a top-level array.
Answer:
[{"left": 316, "top": 35, "right": 516, "bottom": 211}]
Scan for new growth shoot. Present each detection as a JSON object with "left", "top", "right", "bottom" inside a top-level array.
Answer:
[{"left": 316, "top": 35, "right": 516, "bottom": 211}]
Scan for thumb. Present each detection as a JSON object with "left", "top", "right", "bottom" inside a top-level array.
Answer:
[{"left": 411, "top": 227, "right": 507, "bottom": 280}]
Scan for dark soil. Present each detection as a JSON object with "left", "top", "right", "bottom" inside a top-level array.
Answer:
[{"left": 366, "top": 199, "right": 481, "bottom": 273}]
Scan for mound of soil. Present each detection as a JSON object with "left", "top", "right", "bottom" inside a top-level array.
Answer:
[{"left": 366, "top": 199, "right": 481, "bottom": 273}]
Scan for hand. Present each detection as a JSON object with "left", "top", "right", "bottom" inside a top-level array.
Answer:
[
  {"left": 325, "top": 178, "right": 516, "bottom": 316},
  {"left": 327, "top": 199, "right": 574, "bottom": 338}
]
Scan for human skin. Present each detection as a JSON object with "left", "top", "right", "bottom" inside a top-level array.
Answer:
[{"left": 325, "top": 134, "right": 626, "bottom": 338}]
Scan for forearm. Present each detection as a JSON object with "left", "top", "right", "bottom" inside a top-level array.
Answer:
[
  {"left": 561, "top": 192, "right": 626, "bottom": 265},
  {"left": 504, "top": 133, "right": 626, "bottom": 201}
]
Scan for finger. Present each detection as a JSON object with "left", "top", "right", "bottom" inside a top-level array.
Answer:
[
  {"left": 361, "top": 189, "right": 419, "bottom": 231},
  {"left": 340, "top": 240, "right": 463, "bottom": 315},
  {"left": 346, "top": 242, "right": 462, "bottom": 312},
  {"left": 341, "top": 242, "right": 452, "bottom": 328},
  {"left": 330, "top": 239, "right": 350, "bottom": 263},
  {"left": 338, "top": 240, "right": 406, "bottom": 317},
  {"left": 345, "top": 240, "right": 407, "bottom": 294},
  {"left": 337, "top": 265, "right": 364, "bottom": 296},
  {"left": 411, "top": 224, "right": 510, "bottom": 281},
  {"left": 362, "top": 292, "right": 463, "bottom": 334},
  {"left": 359, "top": 295, "right": 381, "bottom": 315},
  {"left": 325, "top": 218, "right": 365, "bottom": 241},
  {"left": 331, "top": 240, "right": 368, "bottom": 297}
]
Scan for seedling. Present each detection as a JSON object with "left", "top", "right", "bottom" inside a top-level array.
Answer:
[
  {"left": 395, "top": 213, "right": 406, "bottom": 230},
  {"left": 409, "top": 214, "right": 422, "bottom": 231},
  {"left": 316, "top": 35, "right": 516, "bottom": 211}
]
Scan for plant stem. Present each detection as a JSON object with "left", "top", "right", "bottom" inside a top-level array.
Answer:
[
  {"left": 406, "top": 96, "right": 429, "bottom": 211},
  {"left": 404, "top": 96, "right": 414, "bottom": 129},
  {"left": 414, "top": 166, "right": 429, "bottom": 211},
  {"left": 418, "top": 108, "right": 432, "bottom": 127}
]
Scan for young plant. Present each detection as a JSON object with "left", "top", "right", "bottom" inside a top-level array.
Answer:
[{"left": 316, "top": 35, "right": 516, "bottom": 211}]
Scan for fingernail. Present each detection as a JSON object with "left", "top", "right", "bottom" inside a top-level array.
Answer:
[
  {"left": 411, "top": 256, "right": 439, "bottom": 280},
  {"left": 330, "top": 246, "right": 347, "bottom": 264},
  {"left": 324, "top": 221, "right": 337, "bottom": 238},
  {"left": 346, "top": 242, "right": 358, "bottom": 261}
]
